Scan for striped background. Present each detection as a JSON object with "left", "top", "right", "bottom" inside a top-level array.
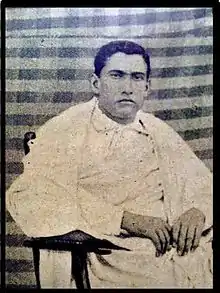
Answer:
[{"left": 5, "top": 8, "right": 213, "bottom": 288}]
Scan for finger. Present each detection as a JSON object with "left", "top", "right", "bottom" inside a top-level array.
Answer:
[
  {"left": 172, "top": 221, "right": 180, "bottom": 247},
  {"left": 182, "top": 227, "right": 192, "bottom": 256},
  {"left": 151, "top": 233, "right": 162, "bottom": 256},
  {"left": 155, "top": 251, "right": 160, "bottom": 257},
  {"left": 177, "top": 223, "right": 188, "bottom": 256},
  {"left": 165, "top": 222, "right": 172, "bottom": 233},
  {"left": 172, "top": 221, "right": 182, "bottom": 249},
  {"left": 191, "top": 227, "right": 202, "bottom": 252},
  {"left": 162, "top": 228, "right": 170, "bottom": 253},
  {"left": 165, "top": 223, "right": 172, "bottom": 250},
  {"left": 184, "top": 226, "right": 195, "bottom": 255},
  {"left": 156, "top": 229, "right": 166, "bottom": 255}
]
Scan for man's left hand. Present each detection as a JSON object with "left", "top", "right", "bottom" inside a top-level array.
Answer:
[{"left": 172, "top": 207, "right": 205, "bottom": 256}]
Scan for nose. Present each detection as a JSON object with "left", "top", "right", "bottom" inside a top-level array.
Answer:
[{"left": 122, "top": 76, "right": 133, "bottom": 95}]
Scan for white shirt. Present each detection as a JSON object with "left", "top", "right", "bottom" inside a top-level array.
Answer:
[{"left": 6, "top": 97, "right": 212, "bottom": 242}]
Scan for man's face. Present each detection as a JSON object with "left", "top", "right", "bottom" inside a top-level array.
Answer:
[{"left": 93, "top": 52, "right": 148, "bottom": 122}]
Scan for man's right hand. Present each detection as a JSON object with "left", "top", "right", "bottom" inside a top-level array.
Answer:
[{"left": 121, "top": 211, "right": 172, "bottom": 257}]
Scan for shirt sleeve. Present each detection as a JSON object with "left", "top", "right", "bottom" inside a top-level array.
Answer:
[
  {"left": 6, "top": 124, "right": 78, "bottom": 237},
  {"left": 76, "top": 186, "right": 124, "bottom": 237},
  {"left": 149, "top": 116, "right": 213, "bottom": 232},
  {"left": 6, "top": 122, "right": 124, "bottom": 238}
]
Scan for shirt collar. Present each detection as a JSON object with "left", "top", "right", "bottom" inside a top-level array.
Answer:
[{"left": 90, "top": 97, "right": 141, "bottom": 133}]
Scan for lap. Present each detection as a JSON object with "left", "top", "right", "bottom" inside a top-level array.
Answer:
[{"left": 38, "top": 236, "right": 212, "bottom": 288}]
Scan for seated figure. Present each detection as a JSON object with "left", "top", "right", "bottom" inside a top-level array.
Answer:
[{"left": 6, "top": 40, "right": 213, "bottom": 288}]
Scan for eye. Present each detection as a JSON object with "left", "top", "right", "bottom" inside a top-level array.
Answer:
[
  {"left": 132, "top": 74, "right": 145, "bottom": 81},
  {"left": 109, "top": 71, "right": 123, "bottom": 79}
]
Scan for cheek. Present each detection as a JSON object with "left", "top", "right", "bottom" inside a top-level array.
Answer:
[
  {"left": 133, "top": 82, "right": 146, "bottom": 91},
  {"left": 132, "top": 87, "right": 146, "bottom": 100},
  {"left": 135, "top": 85, "right": 148, "bottom": 99},
  {"left": 101, "top": 81, "right": 121, "bottom": 95}
]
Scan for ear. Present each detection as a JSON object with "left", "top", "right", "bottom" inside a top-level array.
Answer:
[
  {"left": 91, "top": 73, "right": 101, "bottom": 95},
  {"left": 144, "top": 80, "right": 151, "bottom": 99}
]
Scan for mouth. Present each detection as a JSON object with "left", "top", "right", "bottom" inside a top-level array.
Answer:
[{"left": 118, "top": 99, "right": 135, "bottom": 104}]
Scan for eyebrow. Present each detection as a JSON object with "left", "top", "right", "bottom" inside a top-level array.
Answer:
[
  {"left": 132, "top": 72, "right": 146, "bottom": 76},
  {"left": 108, "top": 70, "right": 146, "bottom": 75},
  {"left": 108, "top": 70, "right": 125, "bottom": 75}
]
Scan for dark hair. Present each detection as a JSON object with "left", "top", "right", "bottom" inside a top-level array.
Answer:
[{"left": 94, "top": 40, "right": 151, "bottom": 80}]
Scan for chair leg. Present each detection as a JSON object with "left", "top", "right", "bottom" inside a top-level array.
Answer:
[
  {"left": 32, "top": 247, "right": 41, "bottom": 288},
  {"left": 71, "top": 249, "right": 91, "bottom": 289}
]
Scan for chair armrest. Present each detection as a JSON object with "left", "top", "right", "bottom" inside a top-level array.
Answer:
[{"left": 23, "top": 229, "right": 130, "bottom": 253}]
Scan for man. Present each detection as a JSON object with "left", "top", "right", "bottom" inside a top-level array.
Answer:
[{"left": 6, "top": 41, "right": 213, "bottom": 288}]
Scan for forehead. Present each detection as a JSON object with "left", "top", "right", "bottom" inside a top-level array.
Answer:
[{"left": 102, "top": 52, "right": 147, "bottom": 74}]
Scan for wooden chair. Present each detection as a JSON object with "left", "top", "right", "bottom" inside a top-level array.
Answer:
[{"left": 22, "top": 132, "right": 130, "bottom": 289}]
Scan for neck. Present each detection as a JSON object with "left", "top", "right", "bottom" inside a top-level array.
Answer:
[{"left": 98, "top": 103, "right": 136, "bottom": 125}]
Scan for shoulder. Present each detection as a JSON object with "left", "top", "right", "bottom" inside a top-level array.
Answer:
[
  {"left": 36, "top": 98, "right": 95, "bottom": 139},
  {"left": 137, "top": 110, "right": 188, "bottom": 149},
  {"left": 138, "top": 110, "right": 174, "bottom": 134},
  {"left": 137, "top": 110, "right": 212, "bottom": 176},
  {"left": 26, "top": 98, "right": 95, "bottom": 156}
]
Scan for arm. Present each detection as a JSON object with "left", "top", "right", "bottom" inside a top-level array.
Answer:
[
  {"left": 6, "top": 126, "right": 79, "bottom": 237},
  {"left": 6, "top": 120, "right": 124, "bottom": 238},
  {"left": 148, "top": 115, "right": 213, "bottom": 232},
  {"left": 121, "top": 211, "right": 147, "bottom": 235},
  {"left": 121, "top": 210, "right": 172, "bottom": 255}
]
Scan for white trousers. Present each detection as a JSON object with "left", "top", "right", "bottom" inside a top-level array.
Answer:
[{"left": 39, "top": 235, "right": 212, "bottom": 288}]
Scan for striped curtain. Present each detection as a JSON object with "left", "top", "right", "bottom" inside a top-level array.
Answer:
[{"left": 5, "top": 8, "right": 213, "bottom": 288}]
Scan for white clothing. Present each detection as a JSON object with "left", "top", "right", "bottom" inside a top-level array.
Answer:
[{"left": 6, "top": 98, "right": 213, "bottom": 288}]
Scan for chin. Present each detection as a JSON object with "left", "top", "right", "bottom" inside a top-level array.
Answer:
[
  {"left": 118, "top": 110, "right": 137, "bottom": 120},
  {"left": 120, "top": 106, "right": 137, "bottom": 114}
]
